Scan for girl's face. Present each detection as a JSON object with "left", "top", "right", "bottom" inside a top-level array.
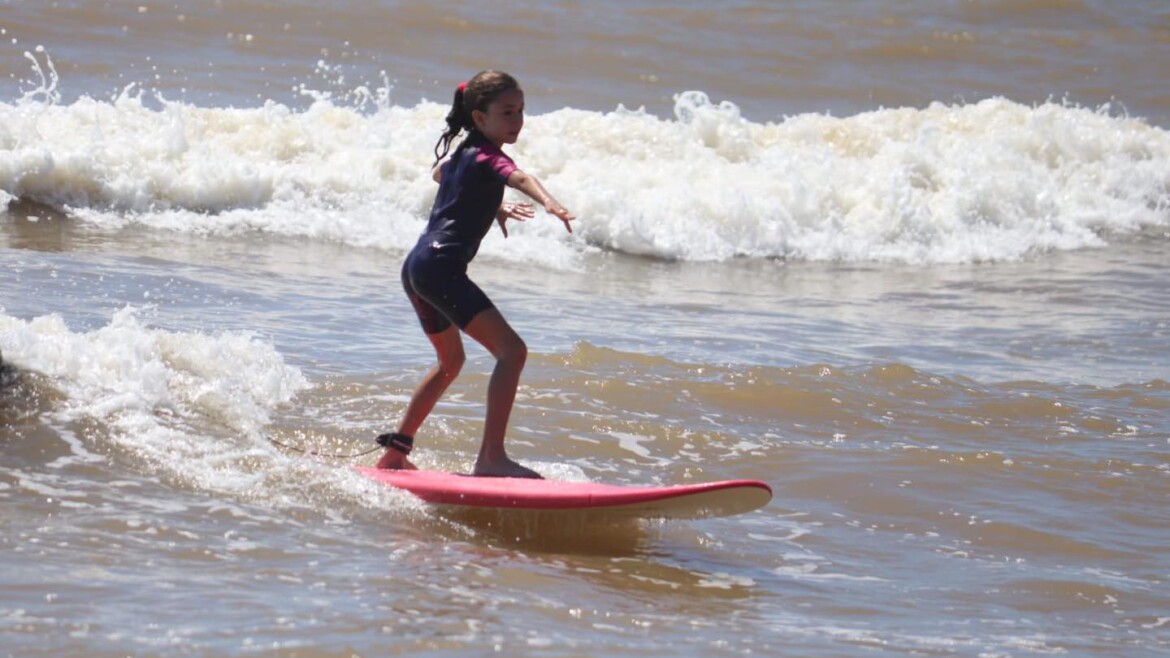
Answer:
[{"left": 473, "top": 88, "right": 525, "bottom": 147}]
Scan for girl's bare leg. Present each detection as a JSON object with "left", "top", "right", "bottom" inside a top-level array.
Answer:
[
  {"left": 462, "top": 308, "right": 540, "bottom": 478},
  {"left": 376, "top": 326, "right": 465, "bottom": 470}
]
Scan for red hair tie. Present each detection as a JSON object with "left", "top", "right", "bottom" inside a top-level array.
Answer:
[{"left": 457, "top": 81, "right": 468, "bottom": 93}]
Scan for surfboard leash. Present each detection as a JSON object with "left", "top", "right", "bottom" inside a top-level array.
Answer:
[{"left": 263, "top": 434, "right": 382, "bottom": 460}]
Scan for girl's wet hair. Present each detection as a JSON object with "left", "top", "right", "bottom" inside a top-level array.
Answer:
[{"left": 433, "top": 70, "right": 521, "bottom": 166}]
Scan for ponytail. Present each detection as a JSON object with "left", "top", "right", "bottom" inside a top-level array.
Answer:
[
  {"left": 432, "top": 83, "right": 474, "bottom": 167},
  {"left": 431, "top": 70, "right": 521, "bottom": 167}
]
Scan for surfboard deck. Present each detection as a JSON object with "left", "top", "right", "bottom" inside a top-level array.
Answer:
[{"left": 355, "top": 467, "right": 772, "bottom": 520}]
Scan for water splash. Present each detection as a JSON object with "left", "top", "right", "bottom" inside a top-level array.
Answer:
[{"left": 20, "top": 46, "right": 59, "bottom": 105}]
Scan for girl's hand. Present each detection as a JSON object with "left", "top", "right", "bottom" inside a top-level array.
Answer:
[
  {"left": 544, "top": 201, "right": 576, "bottom": 234},
  {"left": 496, "top": 202, "right": 535, "bottom": 238}
]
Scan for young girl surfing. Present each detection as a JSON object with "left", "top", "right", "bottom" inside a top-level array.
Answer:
[{"left": 375, "top": 70, "right": 574, "bottom": 478}]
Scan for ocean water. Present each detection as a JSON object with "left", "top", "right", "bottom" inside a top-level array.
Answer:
[{"left": 2, "top": 1, "right": 1169, "bottom": 656}]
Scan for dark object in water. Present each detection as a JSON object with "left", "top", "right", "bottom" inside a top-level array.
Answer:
[{"left": 0, "top": 349, "right": 18, "bottom": 389}]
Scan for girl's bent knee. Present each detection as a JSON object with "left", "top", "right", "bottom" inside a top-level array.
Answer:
[
  {"left": 500, "top": 339, "right": 527, "bottom": 366},
  {"left": 439, "top": 351, "right": 466, "bottom": 379}
]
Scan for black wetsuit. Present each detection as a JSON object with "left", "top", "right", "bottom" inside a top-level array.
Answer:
[{"left": 402, "top": 132, "right": 518, "bottom": 334}]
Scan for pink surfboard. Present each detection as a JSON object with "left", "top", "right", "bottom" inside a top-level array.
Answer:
[{"left": 355, "top": 467, "right": 772, "bottom": 519}]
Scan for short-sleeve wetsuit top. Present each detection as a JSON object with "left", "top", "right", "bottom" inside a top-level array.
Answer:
[
  {"left": 422, "top": 132, "right": 518, "bottom": 261},
  {"left": 401, "top": 132, "right": 518, "bottom": 334}
]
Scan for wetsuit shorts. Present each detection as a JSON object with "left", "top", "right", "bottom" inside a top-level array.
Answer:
[{"left": 401, "top": 239, "right": 494, "bottom": 334}]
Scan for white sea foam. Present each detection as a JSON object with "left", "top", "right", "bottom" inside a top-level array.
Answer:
[
  {"left": 1, "top": 307, "right": 306, "bottom": 430},
  {"left": 1, "top": 88, "right": 1167, "bottom": 265},
  {"left": 0, "top": 307, "right": 440, "bottom": 514},
  {"left": 0, "top": 307, "right": 310, "bottom": 488}
]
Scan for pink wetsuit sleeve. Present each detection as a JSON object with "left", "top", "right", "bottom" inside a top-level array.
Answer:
[{"left": 475, "top": 147, "right": 518, "bottom": 181}]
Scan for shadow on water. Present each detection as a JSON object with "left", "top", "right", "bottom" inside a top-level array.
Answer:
[
  {"left": 435, "top": 506, "right": 655, "bottom": 556},
  {"left": 419, "top": 507, "right": 763, "bottom": 604},
  {"left": 1, "top": 200, "right": 85, "bottom": 253}
]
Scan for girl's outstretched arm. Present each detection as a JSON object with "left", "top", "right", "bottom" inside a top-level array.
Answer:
[{"left": 506, "top": 169, "right": 575, "bottom": 233}]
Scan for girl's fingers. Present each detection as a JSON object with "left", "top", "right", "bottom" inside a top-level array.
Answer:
[{"left": 506, "top": 203, "right": 534, "bottom": 220}]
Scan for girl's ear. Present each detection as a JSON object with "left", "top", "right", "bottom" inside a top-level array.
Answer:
[{"left": 471, "top": 108, "right": 487, "bottom": 131}]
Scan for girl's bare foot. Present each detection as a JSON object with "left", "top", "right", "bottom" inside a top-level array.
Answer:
[{"left": 473, "top": 457, "right": 542, "bottom": 479}]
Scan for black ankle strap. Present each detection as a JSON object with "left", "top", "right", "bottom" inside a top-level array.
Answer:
[{"left": 375, "top": 432, "right": 413, "bottom": 455}]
